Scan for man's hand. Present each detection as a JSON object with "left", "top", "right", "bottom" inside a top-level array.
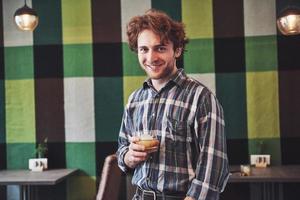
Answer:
[{"left": 124, "top": 136, "right": 148, "bottom": 168}]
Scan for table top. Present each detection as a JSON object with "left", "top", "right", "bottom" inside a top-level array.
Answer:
[
  {"left": 229, "top": 165, "right": 300, "bottom": 183},
  {"left": 0, "top": 168, "right": 78, "bottom": 186}
]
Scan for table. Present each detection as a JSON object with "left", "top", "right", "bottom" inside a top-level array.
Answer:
[
  {"left": 0, "top": 168, "right": 78, "bottom": 200},
  {"left": 229, "top": 165, "right": 300, "bottom": 182},
  {"left": 228, "top": 165, "right": 300, "bottom": 200}
]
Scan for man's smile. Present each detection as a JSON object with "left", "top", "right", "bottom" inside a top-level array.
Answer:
[{"left": 145, "top": 64, "right": 163, "bottom": 72}]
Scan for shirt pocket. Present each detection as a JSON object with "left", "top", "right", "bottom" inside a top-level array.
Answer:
[
  {"left": 166, "top": 116, "right": 192, "bottom": 142},
  {"left": 165, "top": 117, "right": 192, "bottom": 159}
]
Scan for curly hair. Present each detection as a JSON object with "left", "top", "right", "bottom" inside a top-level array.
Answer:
[{"left": 126, "top": 9, "right": 189, "bottom": 55}]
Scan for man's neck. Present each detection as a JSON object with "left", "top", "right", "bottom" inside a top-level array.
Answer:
[
  {"left": 151, "top": 68, "right": 178, "bottom": 92},
  {"left": 151, "top": 79, "right": 168, "bottom": 92}
]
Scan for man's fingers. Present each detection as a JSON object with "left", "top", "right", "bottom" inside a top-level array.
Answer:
[
  {"left": 129, "top": 136, "right": 140, "bottom": 143},
  {"left": 131, "top": 150, "right": 147, "bottom": 158},
  {"left": 129, "top": 154, "right": 146, "bottom": 163},
  {"left": 129, "top": 142, "right": 145, "bottom": 152},
  {"left": 127, "top": 150, "right": 148, "bottom": 164},
  {"left": 124, "top": 136, "right": 153, "bottom": 168}
]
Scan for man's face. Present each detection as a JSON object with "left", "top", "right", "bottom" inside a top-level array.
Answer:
[{"left": 137, "top": 29, "right": 181, "bottom": 83}]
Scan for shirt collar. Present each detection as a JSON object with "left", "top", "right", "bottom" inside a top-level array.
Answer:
[{"left": 143, "top": 68, "right": 187, "bottom": 89}]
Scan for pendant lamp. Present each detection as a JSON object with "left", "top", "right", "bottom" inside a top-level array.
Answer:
[
  {"left": 14, "top": 0, "right": 39, "bottom": 31},
  {"left": 277, "top": 6, "right": 300, "bottom": 35}
]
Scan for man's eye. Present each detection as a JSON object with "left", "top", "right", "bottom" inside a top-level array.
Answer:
[
  {"left": 157, "top": 47, "right": 166, "bottom": 52},
  {"left": 138, "top": 48, "right": 147, "bottom": 53}
]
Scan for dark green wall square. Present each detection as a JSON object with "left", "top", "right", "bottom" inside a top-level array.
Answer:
[
  {"left": 184, "top": 38, "right": 215, "bottom": 73},
  {"left": 122, "top": 43, "right": 144, "bottom": 76},
  {"left": 216, "top": 73, "right": 248, "bottom": 139},
  {"left": 63, "top": 44, "right": 93, "bottom": 77},
  {"left": 152, "top": 0, "right": 182, "bottom": 21},
  {"left": 66, "top": 142, "right": 96, "bottom": 176},
  {"left": 248, "top": 138, "right": 281, "bottom": 165},
  {"left": 245, "top": 35, "right": 278, "bottom": 72},
  {"left": 5, "top": 46, "right": 34, "bottom": 80},
  {"left": 94, "top": 77, "right": 123, "bottom": 142},
  {"left": 0, "top": 80, "right": 4, "bottom": 143},
  {"left": 33, "top": 0, "right": 62, "bottom": 45},
  {"left": 7, "top": 143, "right": 35, "bottom": 169}
]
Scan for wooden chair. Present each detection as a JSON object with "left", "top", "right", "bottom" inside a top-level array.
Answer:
[{"left": 96, "top": 154, "right": 122, "bottom": 200}]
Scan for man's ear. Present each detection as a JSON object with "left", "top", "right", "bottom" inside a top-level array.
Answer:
[{"left": 175, "top": 48, "right": 182, "bottom": 58}]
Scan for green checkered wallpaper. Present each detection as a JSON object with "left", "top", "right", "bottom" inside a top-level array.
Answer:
[{"left": 1, "top": 0, "right": 300, "bottom": 199}]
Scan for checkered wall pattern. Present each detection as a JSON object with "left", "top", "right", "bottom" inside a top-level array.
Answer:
[{"left": 0, "top": 0, "right": 300, "bottom": 199}]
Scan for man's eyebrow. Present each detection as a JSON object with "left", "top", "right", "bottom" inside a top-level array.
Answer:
[
  {"left": 156, "top": 43, "right": 167, "bottom": 46},
  {"left": 137, "top": 45, "right": 147, "bottom": 48},
  {"left": 153, "top": 44, "right": 168, "bottom": 50}
]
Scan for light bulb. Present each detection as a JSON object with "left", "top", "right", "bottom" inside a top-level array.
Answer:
[
  {"left": 277, "top": 8, "right": 300, "bottom": 35},
  {"left": 14, "top": 4, "right": 39, "bottom": 31}
]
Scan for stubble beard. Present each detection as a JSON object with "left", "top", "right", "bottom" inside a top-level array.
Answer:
[{"left": 144, "top": 60, "right": 177, "bottom": 81}]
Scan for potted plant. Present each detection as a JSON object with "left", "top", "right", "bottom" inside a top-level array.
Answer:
[
  {"left": 250, "top": 140, "right": 270, "bottom": 168},
  {"left": 29, "top": 138, "right": 48, "bottom": 171},
  {"left": 35, "top": 137, "right": 48, "bottom": 158}
]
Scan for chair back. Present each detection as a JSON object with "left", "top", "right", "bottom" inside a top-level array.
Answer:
[{"left": 96, "top": 154, "right": 122, "bottom": 200}]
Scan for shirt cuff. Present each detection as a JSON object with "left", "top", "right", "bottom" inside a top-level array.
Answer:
[
  {"left": 186, "top": 179, "right": 220, "bottom": 200},
  {"left": 117, "top": 146, "right": 129, "bottom": 172}
]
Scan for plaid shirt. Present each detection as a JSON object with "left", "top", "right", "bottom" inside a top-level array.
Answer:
[{"left": 117, "top": 69, "right": 229, "bottom": 200}]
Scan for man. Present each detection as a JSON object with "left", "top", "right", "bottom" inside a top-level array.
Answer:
[{"left": 117, "top": 9, "right": 229, "bottom": 200}]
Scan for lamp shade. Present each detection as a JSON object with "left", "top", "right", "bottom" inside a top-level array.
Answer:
[
  {"left": 14, "top": 4, "right": 38, "bottom": 31},
  {"left": 277, "top": 7, "right": 300, "bottom": 35}
]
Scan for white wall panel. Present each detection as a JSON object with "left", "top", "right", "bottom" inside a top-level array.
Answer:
[
  {"left": 64, "top": 78, "right": 95, "bottom": 142},
  {"left": 121, "top": 0, "right": 151, "bottom": 42},
  {"left": 244, "top": 0, "right": 277, "bottom": 36},
  {"left": 3, "top": 0, "right": 34, "bottom": 46}
]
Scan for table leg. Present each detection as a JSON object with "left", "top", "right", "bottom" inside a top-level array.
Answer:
[
  {"left": 262, "top": 183, "right": 284, "bottom": 200},
  {"left": 31, "top": 185, "right": 35, "bottom": 200},
  {"left": 20, "top": 185, "right": 32, "bottom": 200},
  {"left": 20, "top": 185, "right": 26, "bottom": 200},
  {"left": 19, "top": 186, "right": 22, "bottom": 200}
]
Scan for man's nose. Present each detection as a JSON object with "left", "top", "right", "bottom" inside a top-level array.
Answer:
[{"left": 146, "top": 50, "right": 159, "bottom": 64}]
